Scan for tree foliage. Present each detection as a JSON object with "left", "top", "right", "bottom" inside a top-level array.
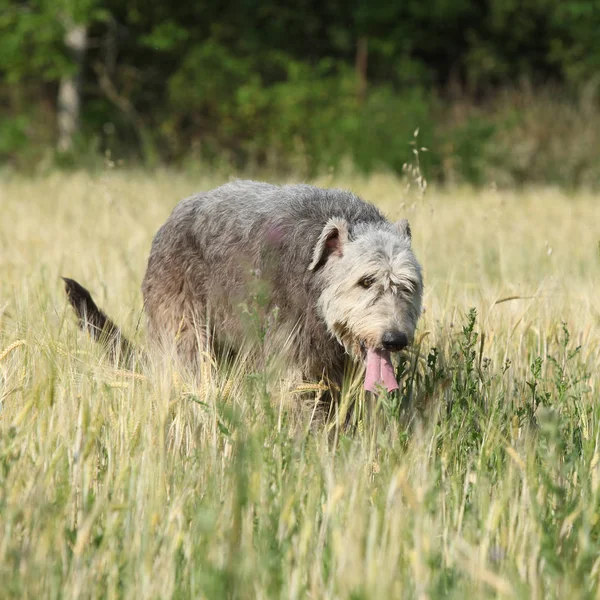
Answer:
[{"left": 1, "top": 0, "right": 600, "bottom": 182}]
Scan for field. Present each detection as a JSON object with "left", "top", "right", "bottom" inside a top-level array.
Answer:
[{"left": 1, "top": 170, "right": 599, "bottom": 599}]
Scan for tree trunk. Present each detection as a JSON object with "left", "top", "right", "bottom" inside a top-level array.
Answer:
[
  {"left": 57, "top": 23, "right": 87, "bottom": 153},
  {"left": 355, "top": 36, "right": 368, "bottom": 105}
]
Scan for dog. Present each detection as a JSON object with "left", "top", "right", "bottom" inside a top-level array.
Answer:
[{"left": 64, "top": 180, "right": 423, "bottom": 399}]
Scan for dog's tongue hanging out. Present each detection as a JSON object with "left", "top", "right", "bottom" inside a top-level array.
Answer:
[{"left": 364, "top": 348, "right": 399, "bottom": 393}]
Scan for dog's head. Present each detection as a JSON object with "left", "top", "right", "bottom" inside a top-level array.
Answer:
[{"left": 309, "top": 217, "right": 423, "bottom": 391}]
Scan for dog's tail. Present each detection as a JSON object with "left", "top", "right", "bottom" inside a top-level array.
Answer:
[{"left": 62, "top": 277, "right": 137, "bottom": 366}]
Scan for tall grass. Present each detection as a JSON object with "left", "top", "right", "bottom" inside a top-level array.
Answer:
[{"left": 1, "top": 170, "right": 599, "bottom": 598}]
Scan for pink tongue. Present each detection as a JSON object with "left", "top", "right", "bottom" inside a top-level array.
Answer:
[{"left": 364, "top": 348, "right": 399, "bottom": 393}]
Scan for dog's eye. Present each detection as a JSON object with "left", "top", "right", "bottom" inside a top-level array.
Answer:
[{"left": 358, "top": 276, "right": 375, "bottom": 289}]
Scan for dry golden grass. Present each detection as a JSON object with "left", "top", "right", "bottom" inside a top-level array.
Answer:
[{"left": 1, "top": 169, "right": 599, "bottom": 599}]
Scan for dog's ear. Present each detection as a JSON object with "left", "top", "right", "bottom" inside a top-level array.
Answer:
[
  {"left": 394, "top": 218, "right": 411, "bottom": 241},
  {"left": 308, "top": 218, "right": 349, "bottom": 271}
]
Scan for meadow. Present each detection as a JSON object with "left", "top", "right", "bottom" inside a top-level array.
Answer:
[{"left": 1, "top": 169, "right": 599, "bottom": 599}]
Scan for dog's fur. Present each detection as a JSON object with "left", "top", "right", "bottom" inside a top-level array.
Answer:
[{"left": 65, "top": 180, "right": 423, "bottom": 396}]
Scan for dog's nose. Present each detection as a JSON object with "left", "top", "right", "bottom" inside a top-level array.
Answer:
[{"left": 381, "top": 330, "right": 409, "bottom": 352}]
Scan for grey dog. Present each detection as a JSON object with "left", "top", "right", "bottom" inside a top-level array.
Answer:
[{"left": 64, "top": 180, "right": 423, "bottom": 397}]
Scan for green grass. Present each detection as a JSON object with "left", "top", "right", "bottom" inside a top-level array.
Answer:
[{"left": 1, "top": 170, "right": 600, "bottom": 598}]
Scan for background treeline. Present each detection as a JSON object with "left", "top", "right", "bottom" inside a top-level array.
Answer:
[{"left": 2, "top": 0, "right": 600, "bottom": 185}]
